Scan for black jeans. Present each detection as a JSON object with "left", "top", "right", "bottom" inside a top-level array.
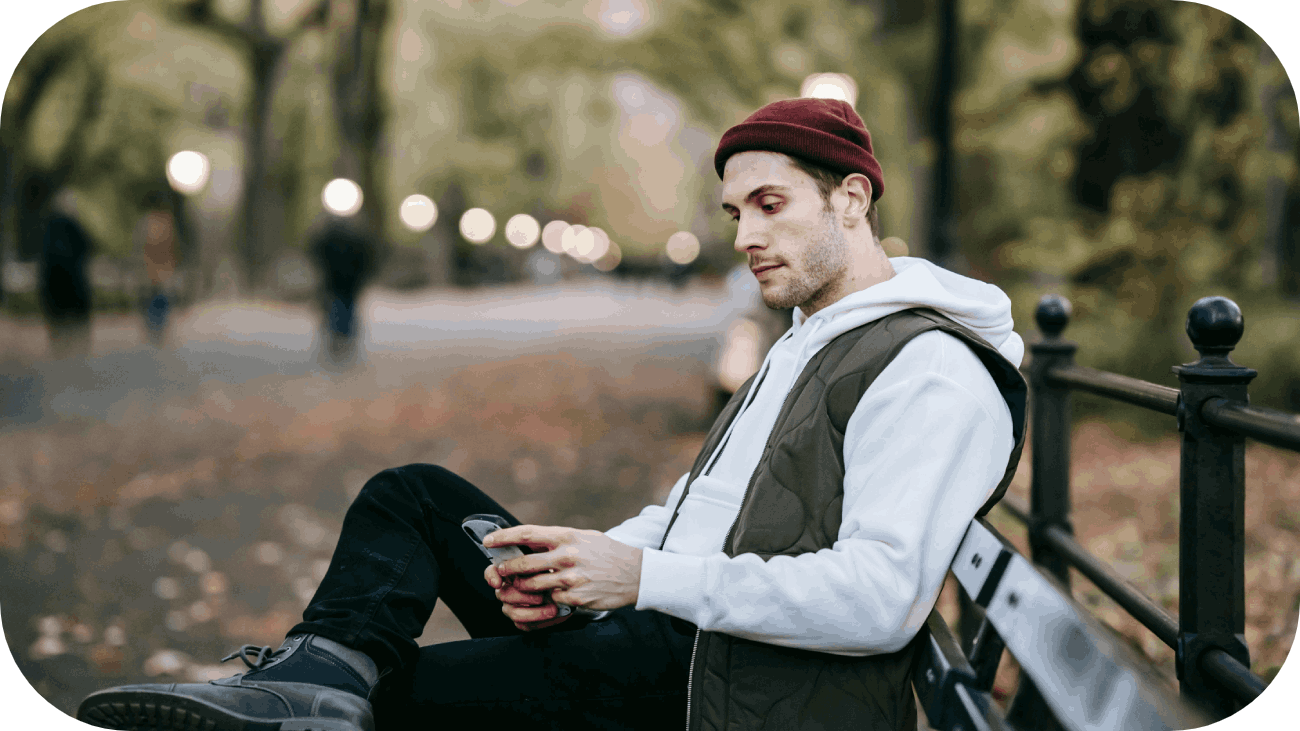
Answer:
[{"left": 288, "top": 464, "right": 694, "bottom": 730}]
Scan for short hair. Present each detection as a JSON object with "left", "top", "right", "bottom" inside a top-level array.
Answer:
[{"left": 788, "top": 155, "right": 880, "bottom": 246}]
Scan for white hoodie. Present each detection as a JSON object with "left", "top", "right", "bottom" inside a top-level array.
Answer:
[{"left": 604, "top": 257, "right": 1022, "bottom": 656}]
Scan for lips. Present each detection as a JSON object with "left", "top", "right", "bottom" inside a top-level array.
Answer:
[{"left": 751, "top": 263, "right": 783, "bottom": 276}]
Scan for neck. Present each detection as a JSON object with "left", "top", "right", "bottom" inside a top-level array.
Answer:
[{"left": 801, "top": 237, "right": 896, "bottom": 317}]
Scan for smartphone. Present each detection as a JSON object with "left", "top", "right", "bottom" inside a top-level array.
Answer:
[{"left": 461, "top": 513, "right": 608, "bottom": 621}]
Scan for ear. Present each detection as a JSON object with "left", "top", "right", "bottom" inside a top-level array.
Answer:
[{"left": 837, "top": 174, "right": 872, "bottom": 225}]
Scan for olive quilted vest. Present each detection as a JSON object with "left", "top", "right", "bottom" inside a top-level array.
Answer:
[{"left": 661, "top": 308, "right": 1027, "bottom": 731}]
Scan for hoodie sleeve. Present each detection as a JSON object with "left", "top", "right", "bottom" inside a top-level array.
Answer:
[
  {"left": 603, "top": 472, "right": 690, "bottom": 550},
  {"left": 635, "top": 332, "right": 1015, "bottom": 654}
]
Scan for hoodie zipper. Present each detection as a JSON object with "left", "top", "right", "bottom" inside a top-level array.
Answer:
[
  {"left": 684, "top": 452, "right": 764, "bottom": 731},
  {"left": 685, "top": 627, "right": 700, "bottom": 730},
  {"left": 682, "top": 342, "right": 801, "bottom": 731}
]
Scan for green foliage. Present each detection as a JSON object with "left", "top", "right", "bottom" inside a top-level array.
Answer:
[
  {"left": 962, "top": 0, "right": 1300, "bottom": 412},
  {"left": 4, "top": 0, "right": 248, "bottom": 258},
  {"left": 384, "top": 0, "right": 920, "bottom": 263}
]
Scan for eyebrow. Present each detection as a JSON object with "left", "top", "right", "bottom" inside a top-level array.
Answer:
[{"left": 721, "top": 184, "right": 791, "bottom": 211}]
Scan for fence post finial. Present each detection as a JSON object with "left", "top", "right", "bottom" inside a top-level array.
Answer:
[
  {"left": 1035, "top": 293, "right": 1071, "bottom": 339},
  {"left": 1186, "top": 296, "right": 1245, "bottom": 362}
]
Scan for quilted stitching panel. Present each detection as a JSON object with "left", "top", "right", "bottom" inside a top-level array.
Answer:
[{"left": 696, "top": 310, "right": 1026, "bottom": 731}]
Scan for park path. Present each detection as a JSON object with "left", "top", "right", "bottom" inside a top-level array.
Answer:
[{"left": 1, "top": 276, "right": 757, "bottom": 428}]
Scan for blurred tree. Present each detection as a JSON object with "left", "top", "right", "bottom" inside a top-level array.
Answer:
[
  {"left": 331, "top": 0, "right": 391, "bottom": 246},
  {"left": 380, "top": 0, "right": 928, "bottom": 279},
  {"left": 1, "top": 5, "right": 109, "bottom": 264},
  {"left": 961, "top": 0, "right": 1300, "bottom": 413},
  {"left": 3, "top": 2, "right": 247, "bottom": 291},
  {"left": 169, "top": 0, "right": 323, "bottom": 292}
]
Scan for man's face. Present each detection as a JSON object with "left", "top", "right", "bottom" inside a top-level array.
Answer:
[{"left": 721, "top": 151, "right": 851, "bottom": 314}]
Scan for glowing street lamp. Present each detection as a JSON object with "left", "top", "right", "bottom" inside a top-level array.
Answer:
[
  {"left": 561, "top": 224, "right": 590, "bottom": 258},
  {"left": 582, "top": 228, "right": 611, "bottom": 263},
  {"left": 505, "top": 214, "right": 541, "bottom": 249},
  {"left": 800, "top": 73, "right": 858, "bottom": 107},
  {"left": 399, "top": 194, "right": 438, "bottom": 232},
  {"left": 322, "top": 178, "right": 363, "bottom": 217},
  {"left": 665, "top": 231, "right": 700, "bottom": 265},
  {"left": 541, "top": 220, "right": 569, "bottom": 253},
  {"left": 593, "top": 240, "right": 622, "bottom": 272},
  {"left": 166, "top": 150, "right": 211, "bottom": 195},
  {"left": 460, "top": 208, "right": 496, "bottom": 244}
]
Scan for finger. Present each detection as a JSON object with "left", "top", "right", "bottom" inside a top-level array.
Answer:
[
  {"left": 484, "top": 564, "right": 502, "bottom": 589},
  {"left": 512, "top": 603, "right": 569, "bottom": 632},
  {"left": 512, "top": 570, "right": 571, "bottom": 594},
  {"left": 515, "top": 612, "right": 572, "bottom": 632},
  {"left": 482, "top": 525, "right": 570, "bottom": 551},
  {"left": 496, "top": 584, "right": 546, "bottom": 606},
  {"left": 497, "top": 551, "right": 573, "bottom": 579},
  {"left": 503, "top": 601, "right": 559, "bottom": 624}
]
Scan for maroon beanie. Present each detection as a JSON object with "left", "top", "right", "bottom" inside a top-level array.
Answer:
[{"left": 713, "top": 98, "right": 884, "bottom": 202}]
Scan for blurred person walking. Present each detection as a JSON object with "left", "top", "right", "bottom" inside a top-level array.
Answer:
[
  {"left": 39, "top": 189, "right": 94, "bottom": 358},
  {"left": 310, "top": 215, "right": 375, "bottom": 365},
  {"left": 135, "top": 189, "right": 181, "bottom": 346},
  {"left": 77, "top": 98, "right": 1027, "bottom": 731}
]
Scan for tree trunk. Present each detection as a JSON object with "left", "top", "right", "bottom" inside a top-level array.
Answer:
[
  {"left": 235, "top": 0, "right": 291, "bottom": 294},
  {"left": 929, "top": 0, "right": 959, "bottom": 271},
  {"left": 328, "top": 0, "right": 389, "bottom": 277}
]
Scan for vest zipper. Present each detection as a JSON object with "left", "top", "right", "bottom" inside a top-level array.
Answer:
[
  {"left": 682, "top": 358, "right": 777, "bottom": 731},
  {"left": 685, "top": 627, "right": 700, "bottom": 731}
]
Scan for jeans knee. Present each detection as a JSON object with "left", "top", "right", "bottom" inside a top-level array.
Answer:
[{"left": 387, "top": 463, "right": 493, "bottom": 522}]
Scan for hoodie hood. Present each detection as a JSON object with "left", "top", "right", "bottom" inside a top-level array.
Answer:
[{"left": 790, "top": 257, "right": 1025, "bottom": 367}]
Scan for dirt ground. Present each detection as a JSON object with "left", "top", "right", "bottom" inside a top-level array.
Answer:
[{"left": 2, "top": 315, "right": 1297, "bottom": 724}]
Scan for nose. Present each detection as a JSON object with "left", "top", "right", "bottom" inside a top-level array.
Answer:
[{"left": 732, "top": 212, "right": 766, "bottom": 254}]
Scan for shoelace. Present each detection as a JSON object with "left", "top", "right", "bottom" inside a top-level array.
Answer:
[
  {"left": 219, "top": 639, "right": 390, "bottom": 701},
  {"left": 220, "top": 644, "right": 287, "bottom": 671}
]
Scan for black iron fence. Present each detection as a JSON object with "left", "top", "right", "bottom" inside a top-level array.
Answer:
[{"left": 973, "top": 293, "right": 1300, "bottom": 725}]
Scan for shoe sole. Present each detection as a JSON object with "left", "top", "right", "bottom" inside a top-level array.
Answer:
[{"left": 76, "top": 690, "right": 365, "bottom": 731}]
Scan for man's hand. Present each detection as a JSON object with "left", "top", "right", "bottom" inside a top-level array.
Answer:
[
  {"left": 483, "top": 563, "right": 572, "bottom": 632},
  {"left": 483, "top": 525, "right": 643, "bottom": 622}
]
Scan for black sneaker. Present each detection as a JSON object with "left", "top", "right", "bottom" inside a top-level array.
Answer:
[{"left": 76, "top": 634, "right": 380, "bottom": 731}]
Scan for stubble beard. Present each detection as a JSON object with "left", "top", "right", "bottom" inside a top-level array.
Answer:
[{"left": 760, "top": 210, "right": 850, "bottom": 312}]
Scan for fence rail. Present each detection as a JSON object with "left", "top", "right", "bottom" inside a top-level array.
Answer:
[{"left": 960, "top": 293, "right": 1298, "bottom": 726}]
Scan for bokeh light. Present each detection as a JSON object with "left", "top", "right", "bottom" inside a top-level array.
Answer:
[
  {"left": 542, "top": 220, "right": 569, "bottom": 253},
  {"left": 460, "top": 208, "right": 497, "bottom": 244},
  {"left": 561, "top": 224, "right": 590, "bottom": 258},
  {"left": 595, "top": 0, "right": 647, "bottom": 35},
  {"left": 593, "top": 240, "right": 622, "bottom": 272},
  {"left": 665, "top": 231, "right": 701, "bottom": 265},
  {"left": 166, "top": 151, "right": 211, "bottom": 195},
  {"left": 800, "top": 73, "right": 858, "bottom": 107},
  {"left": 322, "top": 178, "right": 364, "bottom": 217},
  {"left": 715, "top": 317, "right": 763, "bottom": 393},
  {"left": 880, "top": 236, "right": 910, "bottom": 258},
  {"left": 583, "top": 227, "right": 611, "bottom": 263},
  {"left": 399, "top": 194, "right": 438, "bottom": 232},
  {"left": 505, "top": 214, "right": 541, "bottom": 249}
]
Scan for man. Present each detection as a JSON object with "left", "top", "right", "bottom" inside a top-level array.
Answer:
[
  {"left": 39, "top": 189, "right": 95, "bottom": 358},
  {"left": 135, "top": 190, "right": 180, "bottom": 346},
  {"left": 77, "top": 98, "right": 1025, "bottom": 731},
  {"left": 310, "top": 213, "right": 376, "bottom": 364}
]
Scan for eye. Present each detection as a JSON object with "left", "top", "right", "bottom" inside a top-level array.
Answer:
[{"left": 758, "top": 196, "right": 783, "bottom": 214}]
